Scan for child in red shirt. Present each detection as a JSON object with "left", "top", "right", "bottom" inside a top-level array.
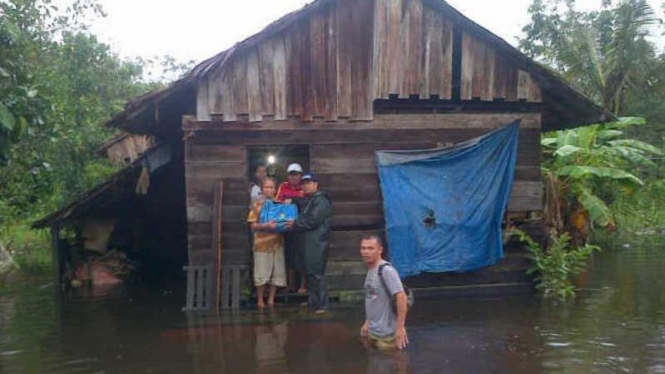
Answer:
[
  {"left": 276, "top": 163, "right": 306, "bottom": 294},
  {"left": 276, "top": 163, "right": 305, "bottom": 202}
]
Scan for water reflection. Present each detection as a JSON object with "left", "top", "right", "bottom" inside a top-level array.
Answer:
[{"left": 0, "top": 236, "right": 663, "bottom": 373}]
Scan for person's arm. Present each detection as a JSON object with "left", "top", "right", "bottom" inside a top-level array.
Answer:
[
  {"left": 360, "top": 319, "right": 369, "bottom": 338},
  {"left": 250, "top": 184, "right": 261, "bottom": 201},
  {"left": 383, "top": 266, "right": 409, "bottom": 350},
  {"left": 292, "top": 198, "right": 331, "bottom": 231},
  {"left": 393, "top": 292, "right": 409, "bottom": 350},
  {"left": 251, "top": 221, "right": 278, "bottom": 232},
  {"left": 247, "top": 202, "right": 277, "bottom": 232}
]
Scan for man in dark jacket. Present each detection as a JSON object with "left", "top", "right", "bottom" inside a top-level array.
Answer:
[{"left": 286, "top": 173, "right": 332, "bottom": 313}]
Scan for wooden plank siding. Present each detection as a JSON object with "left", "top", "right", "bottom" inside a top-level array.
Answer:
[
  {"left": 201, "top": 0, "right": 374, "bottom": 123},
  {"left": 460, "top": 32, "right": 541, "bottom": 102},
  {"left": 184, "top": 113, "right": 542, "bottom": 267},
  {"left": 102, "top": 134, "right": 155, "bottom": 166},
  {"left": 197, "top": 0, "right": 542, "bottom": 124},
  {"left": 373, "top": 0, "right": 453, "bottom": 99}
]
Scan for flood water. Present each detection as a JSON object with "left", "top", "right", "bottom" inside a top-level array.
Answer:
[{"left": 1, "top": 235, "right": 664, "bottom": 374}]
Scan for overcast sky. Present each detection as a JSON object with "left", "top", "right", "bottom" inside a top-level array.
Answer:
[{"left": 87, "top": 0, "right": 663, "bottom": 72}]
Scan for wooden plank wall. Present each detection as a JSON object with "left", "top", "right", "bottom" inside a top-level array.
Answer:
[
  {"left": 197, "top": 0, "right": 543, "bottom": 124},
  {"left": 184, "top": 113, "right": 542, "bottom": 266},
  {"left": 460, "top": 32, "right": 541, "bottom": 102},
  {"left": 373, "top": 0, "right": 454, "bottom": 99},
  {"left": 200, "top": 0, "right": 375, "bottom": 123},
  {"left": 185, "top": 139, "right": 248, "bottom": 265}
]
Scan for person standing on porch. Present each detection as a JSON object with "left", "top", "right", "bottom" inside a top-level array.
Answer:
[
  {"left": 359, "top": 235, "right": 409, "bottom": 350},
  {"left": 249, "top": 162, "right": 268, "bottom": 203},
  {"left": 285, "top": 173, "right": 332, "bottom": 313},
  {"left": 247, "top": 177, "right": 286, "bottom": 308},
  {"left": 276, "top": 163, "right": 307, "bottom": 294}
]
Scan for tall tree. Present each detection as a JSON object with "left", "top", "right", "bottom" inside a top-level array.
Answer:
[
  {"left": 520, "top": 0, "right": 659, "bottom": 116},
  {"left": 0, "top": 0, "right": 154, "bottom": 225}
]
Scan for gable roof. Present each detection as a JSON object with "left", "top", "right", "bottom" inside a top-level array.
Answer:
[{"left": 106, "top": 0, "right": 612, "bottom": 135}]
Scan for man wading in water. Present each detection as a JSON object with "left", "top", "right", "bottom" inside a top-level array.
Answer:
[{"left": 360, "top": 235, "right": 409, "bottom": 350}]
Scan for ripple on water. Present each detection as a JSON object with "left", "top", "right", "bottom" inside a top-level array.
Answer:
[
  {"left": 546, "top": 342, "right": 572, "bottom": 347},
  {"left": 0, "top": 351, "right": 23, "bottom": 356},
  {"left": 0, "top": 236, "right": 663, "bottom": 374}
]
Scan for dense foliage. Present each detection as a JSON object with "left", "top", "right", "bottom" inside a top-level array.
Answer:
[
  {"left": 541, "top": 117, "right": 662, "bottom": 241},
  {"left": 0, "top": 0, "right": 162, "bottom": 239},
  {"left": 519, "top": 0, "right": 664, "bottom": 298},
  {"left": 521, "top": 0, "right": 664, "bottom": 237}
]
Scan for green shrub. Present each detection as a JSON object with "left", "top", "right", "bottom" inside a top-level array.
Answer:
[{"left": 509, "top": 228, "right": 600, "bottom": 300}]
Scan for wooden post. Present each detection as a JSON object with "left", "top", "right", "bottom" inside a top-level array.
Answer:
[{"left": 213, "top": 181, "right": 225, "bottom": 311}]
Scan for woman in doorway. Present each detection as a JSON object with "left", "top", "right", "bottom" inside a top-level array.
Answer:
[{"left": 249, "top": 162, "right": 268, "bottom": 203}]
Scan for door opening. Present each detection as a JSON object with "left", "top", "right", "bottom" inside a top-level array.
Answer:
[{"left": 247, "top": 145, "right": 310, "bottom": 185}]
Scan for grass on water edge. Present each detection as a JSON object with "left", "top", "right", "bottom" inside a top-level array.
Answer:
[{"left": 1, "top": 222, "right": 53, "bottom": 277}]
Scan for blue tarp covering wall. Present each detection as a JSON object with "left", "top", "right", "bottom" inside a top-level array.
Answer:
[{"left": 375, "top": 121, "right": 521, "bottom": 278}]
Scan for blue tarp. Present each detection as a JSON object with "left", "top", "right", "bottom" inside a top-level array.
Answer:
[{"left": 375, "top": 121, "right": 520, "bottom": 277}]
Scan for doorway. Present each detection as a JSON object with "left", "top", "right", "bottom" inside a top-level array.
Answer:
[{"left": 247, "top": 145, "right": 310, "bottom": 185}]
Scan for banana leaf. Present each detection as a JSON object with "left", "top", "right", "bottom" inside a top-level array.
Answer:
[
  {"left": 609, "top": 139, "right": 663, "bottom": 155},
  {"left": 576, "top": 186, "right": 615, "bottom": 227},
  {"left": 554, "top": 144, "right": 584, "bottom": 157},
  {"left": 557, "top": 165, "right": 643, "bottom": 185}
]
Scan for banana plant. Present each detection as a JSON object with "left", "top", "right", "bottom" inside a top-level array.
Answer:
[{"left": 541, "top": 117, "right": 662, "bottom": 240}]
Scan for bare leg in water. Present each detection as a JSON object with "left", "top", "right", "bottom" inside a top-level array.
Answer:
[
  {"left": 257, "top": 285, "right": 266, "bottom": 308},
  {"left": 267, "top": 285, "right": 277, "bottom": 306},
  {"left": 298, "top": 272, "right": 307, "bottom": 294}
]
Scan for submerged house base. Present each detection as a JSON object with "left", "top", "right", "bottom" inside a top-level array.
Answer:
[{"left": 33, "top": 142, "right": 188, "bottom": 288}]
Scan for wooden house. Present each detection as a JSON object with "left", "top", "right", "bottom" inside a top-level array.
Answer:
[{"left": 36, "top": 0, "right": 610, "bottom": 307}]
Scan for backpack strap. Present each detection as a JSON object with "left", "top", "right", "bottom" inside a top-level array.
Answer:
[
  {"left": 378, "top": 262, "right": 395, "bottom": 299},
  {"left": 379, "top": 262, "right": 413, "bottom": 311}
]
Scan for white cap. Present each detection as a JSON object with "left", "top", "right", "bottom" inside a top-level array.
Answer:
[{"left": 286, "top": 163, "right": 303, "bottom": 174}]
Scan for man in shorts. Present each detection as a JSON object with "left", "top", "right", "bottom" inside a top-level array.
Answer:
[
  {"left": 359, "top": 234, "right": 409, "bottom": 350},
  {"left": 247, "top": 177, "right": 286, "bottom": 308}
]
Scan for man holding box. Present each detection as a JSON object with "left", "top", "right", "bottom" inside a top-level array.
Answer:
[{"left": 247, "top": 177, "right": 286, "bottom": 308}]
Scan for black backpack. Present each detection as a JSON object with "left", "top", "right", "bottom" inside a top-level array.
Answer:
[{"left": 378, "top": 262, "right": 414, "bottom": 311}]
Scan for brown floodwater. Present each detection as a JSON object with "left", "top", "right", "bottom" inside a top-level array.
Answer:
[{"left": 1, "top": 235, "right": 664, "bottom": 374}]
